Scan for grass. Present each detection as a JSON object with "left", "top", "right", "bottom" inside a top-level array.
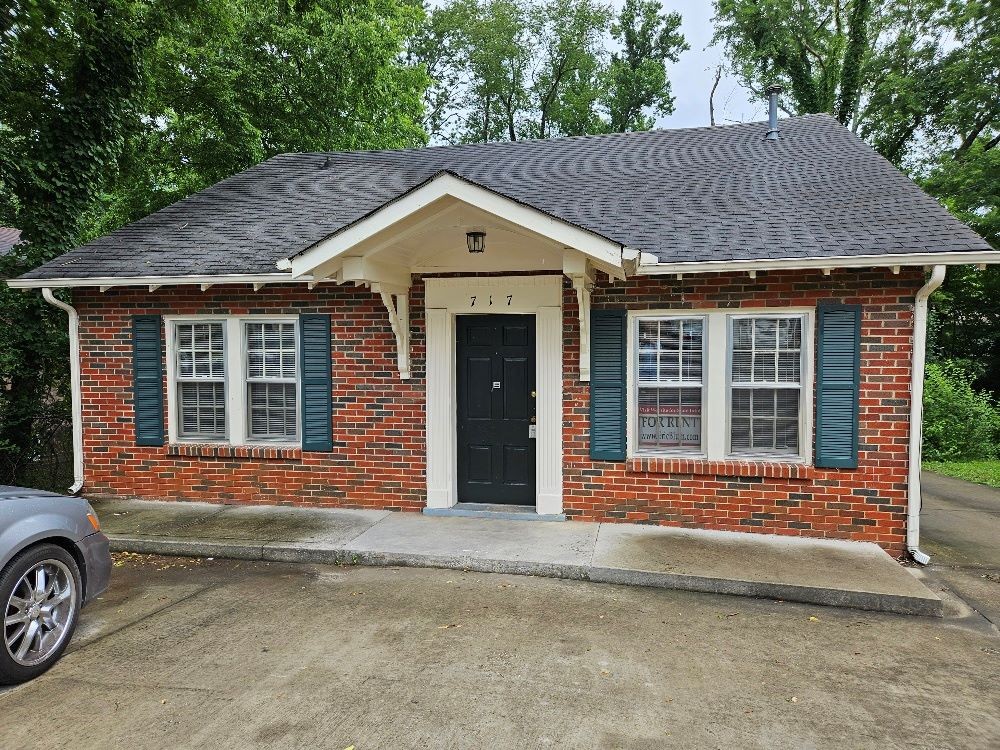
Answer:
[{"left": 923, "top": 460, "right": 1000, "bottom": 488}]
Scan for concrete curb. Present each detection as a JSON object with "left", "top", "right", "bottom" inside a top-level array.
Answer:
[{"left": 108, "top": 535, "right": 944, "bottom": 618}]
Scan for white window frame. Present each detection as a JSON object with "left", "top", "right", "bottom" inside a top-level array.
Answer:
[
  {"left": 627, "top": 308, "right": 814, "bottom": 463},
  {"left": 165, "top": 315, "right": 300, "bottom": 447},
  {"left": 633, "top": 314, "right": 708, "bottom": 456}
]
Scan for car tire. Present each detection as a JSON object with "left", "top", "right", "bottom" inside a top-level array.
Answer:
[{"left": 0, "top": 543, "right": 81, "bottom": 685}]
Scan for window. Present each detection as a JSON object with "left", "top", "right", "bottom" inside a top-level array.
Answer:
[
  {"left": 245, "top": 322, "right": 298, "bottom": 440},
  {"left": 636, "top": 318, "right": 704, "bottom": 452},
  {"left": 729, "top": 316, "right": 803, "bottom": 456},
  {"left": 631, "top": 311, "right": 810, "bottom": 461},
  {"left": 175, "top": 322, "right": 227, "bottom": 439},
  {"left": 168, "top": 317, "right": 300, "bottom": 445}
]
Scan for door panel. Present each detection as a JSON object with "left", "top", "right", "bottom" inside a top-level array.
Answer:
[{"left": 456, "top": 315, "right": 536, "bottom": 504}]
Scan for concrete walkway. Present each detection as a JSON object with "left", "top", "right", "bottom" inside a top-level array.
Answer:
[{"left": 90, "top": 498, "right": 943, "bottom": 616}]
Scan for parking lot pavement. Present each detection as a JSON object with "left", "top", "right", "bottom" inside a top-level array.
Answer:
[{"left": 1, "top": 553, "right": 998, "bottom": 750}]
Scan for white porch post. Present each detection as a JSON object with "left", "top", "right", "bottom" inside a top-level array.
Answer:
[
  {"left": 536, "top": 304, "right": 564, "bottom": 515},
  {"left": 425, "top": 306, "right": 455, "bottom": 508}
]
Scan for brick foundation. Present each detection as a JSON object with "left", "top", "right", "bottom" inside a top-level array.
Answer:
[{"left": 75, "top": 267, "right": 921, "bottom": 555}]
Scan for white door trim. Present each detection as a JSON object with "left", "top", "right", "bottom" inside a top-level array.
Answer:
[{"left": 424, "top": 275, "right": 563, "bottom": 514}]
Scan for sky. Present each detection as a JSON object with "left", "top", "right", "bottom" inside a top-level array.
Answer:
[{"left": 653, "top": 1, "right": 763, "bottom": 129}]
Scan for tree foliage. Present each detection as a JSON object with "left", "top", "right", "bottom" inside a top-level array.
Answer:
[
  {"left": 712, "top": 0, "right": 878, "bottom": 128},
  {"left": 922, "top": 361, "right": 1000, "bottom": 461},
  {"left": 87, "top": 0, "right": 429, "bottom": 239},
  {"left": 0, "top": 0, "right": 155, "bottom": 485},
  {"left": 0, "top": 0, "right": 429, "bottom": 485},
  {"left": 412, "top": 0, "right": 687, "bottom": 143}
]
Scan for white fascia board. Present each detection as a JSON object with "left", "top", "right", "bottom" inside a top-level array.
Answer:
[
  {"left": 284, "top": 172, "right": 624, "bottom": 277},
  {"left": 636, "top": 250, "right": 1000, "bottom": 276},
  {"left": 5, "top": 272, "right": 313, "bottom": 290}
]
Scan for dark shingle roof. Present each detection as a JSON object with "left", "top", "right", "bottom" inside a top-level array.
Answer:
[{"left": 17, "top": 114, "right": 991, "bottom": 280}]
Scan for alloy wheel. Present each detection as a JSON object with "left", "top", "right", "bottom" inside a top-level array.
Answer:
[{"left": 4, "top": 559, "right": 77, "bottom": 667}]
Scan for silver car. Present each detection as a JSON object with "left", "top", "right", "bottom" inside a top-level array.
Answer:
[{"left": 0, "top": 486, "right": 111, "bottom": 685}]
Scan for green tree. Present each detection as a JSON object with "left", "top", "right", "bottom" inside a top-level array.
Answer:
[
  {"left": 88, "top": 0, "right": 429, "bottom": 239},
  {"left": 603, "top": 0, "right": 687, "bottom": 133},
  {"left": 712, "top": 0, "right": 879, "bottom": 129},
  {"left": 0, "top": 0, "right": 157, "bottom": 485},
  {"left": 412, "top": 0, "right": 687, "bottom": 143}
]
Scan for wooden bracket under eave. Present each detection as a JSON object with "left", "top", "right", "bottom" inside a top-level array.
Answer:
[
  {"left": 564, "top": 251, "right": 596, "bottom": 382},
  {"left": 376, "top": 285, "right": 411, "bottom": 380}
]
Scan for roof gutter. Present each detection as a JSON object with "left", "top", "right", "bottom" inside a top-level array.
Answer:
[
  {"left": 907, "top": 265, "right": 947, "bottom": 564},
  {"left": 40, "top": 288, "right": 84, "bottom": 495},
  {"left": 635, "top": 250, "right": 1000, "bottom": 276},
  {"left": 5, "top": 272, "right": 314, "bottom": 290}
]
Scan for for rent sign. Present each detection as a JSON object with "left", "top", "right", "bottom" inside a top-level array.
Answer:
[{"left": 638, "top": 403, "right": 701, "bottom": 448}]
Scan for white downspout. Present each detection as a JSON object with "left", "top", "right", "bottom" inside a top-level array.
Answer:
[
  {"left": 41, "top": 288, "right": 84, "bottom": 495},
  {"left": 907, "top": 265, "right": 946, "bottom": 564}
]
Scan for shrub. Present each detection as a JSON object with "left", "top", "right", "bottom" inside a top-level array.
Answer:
[{"left": 923, "top": 361, "right": 1000, "bottom": 462}]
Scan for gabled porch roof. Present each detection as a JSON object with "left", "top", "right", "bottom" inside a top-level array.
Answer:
[{"left": 276, "top": 170, "right": 628, "bottom": 284}]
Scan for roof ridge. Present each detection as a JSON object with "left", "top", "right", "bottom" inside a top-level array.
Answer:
[{"left": 277, "top": 113, "right": 843, "bottom": 160}]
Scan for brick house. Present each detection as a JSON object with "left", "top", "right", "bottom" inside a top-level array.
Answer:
[{"left": 9, "top": 114, "right": 996, "bottom": 559}]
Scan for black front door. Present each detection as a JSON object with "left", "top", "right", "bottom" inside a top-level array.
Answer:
[{"left": 456, "top": 315, "right": 536, "bottom": 504}]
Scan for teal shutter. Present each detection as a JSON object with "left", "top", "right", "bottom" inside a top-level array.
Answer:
[
  {"left": 590, "top": 309, "right": 627, "bottom": 461},
  {"left": 299, "top": 314, "right": 333, "bottom": 451},
  {"left": 131, "top": 315, "right": 164, "bottom": 447},
  {"left": 815, "top": 304, "right": 862, "bottom": 469}
]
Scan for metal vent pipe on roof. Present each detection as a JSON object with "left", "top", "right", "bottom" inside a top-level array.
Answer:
[{"left": 765, "top": 85, "right": 782, "bottom": 141}]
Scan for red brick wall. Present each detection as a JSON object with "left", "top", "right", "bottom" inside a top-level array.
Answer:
[
  {"left": 75, "top": 268, "right": 920, "bottom": 555},
  {"left": 75, "top": 282, "right": 428, "bottom": 511},
  {"left": 563, "top": 268, "right": 923, "bottom": 556}
]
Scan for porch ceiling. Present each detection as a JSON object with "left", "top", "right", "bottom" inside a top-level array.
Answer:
[{"left": 327, "top": 195, "right": 569, "bottom": 275}]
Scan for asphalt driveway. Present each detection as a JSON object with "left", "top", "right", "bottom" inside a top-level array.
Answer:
[
  {"left": 1, "top": 553, "right": 998, "bottom": 749},
  {"left": 922, "top": 471, "right": 1000, "bottom": 625}
]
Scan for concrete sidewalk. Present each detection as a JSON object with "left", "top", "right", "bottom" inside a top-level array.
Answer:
[{"left": 91, "top": 498, "right": 943, "bottom": 616}]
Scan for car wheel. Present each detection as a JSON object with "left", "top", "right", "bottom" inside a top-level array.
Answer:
[{"left": 0, "top": 543, "right": 81, "bottom": 685}]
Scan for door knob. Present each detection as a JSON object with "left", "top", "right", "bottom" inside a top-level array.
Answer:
[{"left": 530, "top": 416, "right": 536, "bottom": 424}]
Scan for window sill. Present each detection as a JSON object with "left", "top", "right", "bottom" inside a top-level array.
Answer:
[
  {"left": 627, "top": 456, "right": 814, "bottom": 480},
  {"left": 167, "top": 443, "right": 302, "bottom": 461}
]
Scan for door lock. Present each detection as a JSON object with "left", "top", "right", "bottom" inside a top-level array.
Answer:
[
  {"left": 492, "top": 381, "right": 501, "bottom": 390},
  {"left": 528, "top": 425, "right": 537, "bottom": 439}
]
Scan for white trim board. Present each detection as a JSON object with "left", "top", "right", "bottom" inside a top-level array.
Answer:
[
  {"left": 279, "top": 172, "right": 625, "bottom": 279},
  {"left": 6, "top": 273, "right": 314, "bottom": 289},
  {"left": 637, "top": 250, "right": 1000, "bottom": 276},
  {"left": 163, "top": 314, "right": 301, "bottom": 448},
  {"left": 424, "top": 275, "right": 563, "bottom": 515},
  {"left": 626, "top": 307, "right": 815, "bottom": 464}
]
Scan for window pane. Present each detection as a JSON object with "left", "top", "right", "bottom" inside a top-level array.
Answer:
[
  {"left": 730, "top": 386, "right": 799, "bottom": 455},
  {"left": 754, "top": 318, "right": 777, "bottom": 349},
  {"left": 179, "top": 382, "right": 226, "bottom": 438},
  {"left": 731, "top": 316, "right": 802, "bottom": 386},
  {"left": 245, "top": 322, "right": 298, "bottom": 441},
  {"left": 176, "top": 323, "right": 224, "bottom": 379},
  {"left": 637, "top": 386, "right": 702, "bottom": 450},
  {"left": 637, "top": 318, "right": 703, "bottom": 385},
  {"left": 246, "top": 322, "right": 296, "bottom": 379},
  {"left": 248, "top": 383, "right": 297, "bottom": 439},
  {"left": 777, "top": 351, "right": 800, "bottom": 382}
]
